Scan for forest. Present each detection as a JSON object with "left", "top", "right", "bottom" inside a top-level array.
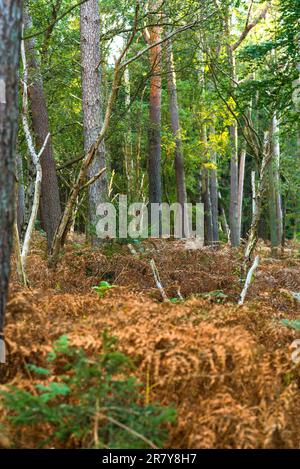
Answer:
[{"left": 0, "top": 0, "right": 300, "bottom": 453}]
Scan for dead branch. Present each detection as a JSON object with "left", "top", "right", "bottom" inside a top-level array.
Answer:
[
  {"left": 150, "top": 258, "right": 168, "bottom": 302},
  {"left": 239, "top": 255, "right": 260, "bottom": 305}
]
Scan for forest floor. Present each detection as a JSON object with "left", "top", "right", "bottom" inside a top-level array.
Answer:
[{"left": 1, "top": 234, "right": 300, "bottom": 448}]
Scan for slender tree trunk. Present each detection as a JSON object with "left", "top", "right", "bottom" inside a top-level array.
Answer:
[
  {"left": 244, "top": 131, "right": 271, "bottom": 266},
  {"left": 80, "top": 0, "right": 108, "bottom": 246},
  {"left": 237, "top": 145, "right": 246, "bottom": 240},
  {"left": 209, "top": 126, "right": 219, "bottom": 243},
  {"left": 203, "top": 171, "right": 213, "bottom": 244},
  {"left": 135, "top": 86, "right": 146, "bottom": 193},
  {"left": 166, "top": 38, "right": 188, "bottom": 236},
  {"left": 123, "top": 65, "right": 134, "bottom": 200},
  {"left": 227, "top": 18, "right": 239, "bottom": 247},
  {"left": 147, "top": 4, "right": 162, "bottom": 207},
  {"left": 229, "top": 111, "right": 239, "bottom": 247},
  {"left": 251, "top": 170, "right": 256, "bottom": 220},
  {"left": 16, "top": 153, "right": 25, "bottom": 236},
  {"left": 24, "top": 6, "right": 61, "bottom": 250},
  {"left": 201, "top": 124, "right": 213, "bottom": 244},
  {"left": 219, "top": 191, "right": 230, "bottom": 240},
  {"left": 0, "top": 0, "right": 22, "bottom": 359},
  {"left": 270, "top": 113, "right": 283, "bottom": 248}
]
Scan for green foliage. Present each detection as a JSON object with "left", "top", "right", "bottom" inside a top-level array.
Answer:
[
  {"left": 92, "top": 281, "right": 115, "bottom": 297},
  {"left": 1, "top": 333, "right": 176, "bottom": 449},
  {"left": 201, "top": 290, "right": 228, "bottom": 303},
  {"left": 281, "top": 319, "right": 300, "bottom": 331}
]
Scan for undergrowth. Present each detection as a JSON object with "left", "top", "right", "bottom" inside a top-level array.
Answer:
[{"left": 1, "top": 332, "right": 176, "bottom": 449}]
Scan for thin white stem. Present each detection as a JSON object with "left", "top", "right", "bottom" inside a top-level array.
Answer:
[
  {"left": 239, "top": 255, "right": 260, "bottom": 305},
  {"left": 20, "top": 36, "right": 50, "bottom": 269},
  {"left": 150, "top": 258, "right": 168, "bottom": 302}
]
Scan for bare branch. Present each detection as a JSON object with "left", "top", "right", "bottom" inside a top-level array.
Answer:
[
  {"left": 232, "top": 3, "right": 270, "bottom": 51},
  {"left": 80, "top": 167, "right": 107, "bottom": 191}
]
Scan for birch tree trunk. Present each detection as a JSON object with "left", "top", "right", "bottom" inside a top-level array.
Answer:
[
  {"left": 24, "top": 5, "right": 61, "bottom": 250},
  {"left": 0, "top": 0, "right": 22, "bottom": 359},
  {"left": 80, "top": 0, "right": 108, "bottom": 246}
]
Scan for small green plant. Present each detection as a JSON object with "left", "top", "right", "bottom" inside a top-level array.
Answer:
[
  {"left": 1, "top": 333, "right": 176, "bottom": 449},
  {"left": 281, "top": 319, "right": 300, "bottom": 331},
  {"left": 92, "top": 281, "right": 115, "bottom": 298},
  {"left": 201, "top": 290, "right": 228, "bottom": 303}
]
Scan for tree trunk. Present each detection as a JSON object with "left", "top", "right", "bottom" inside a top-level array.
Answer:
[
  {"left": 202, "top": 170, "right": 213, "bottom": 244},
  {"left": 0, "top": 0, "right": 22, "bottom": 352},
  {"left": 80, "top": 0, "right": 108, "bottom": 246},
  {"left": 209, "top": 127, "right": 219, "bottom": 243},
  {"left": 219, "top": 191, "right": 230, "bottom": 240},
  {"left": 24, "top": 6, "right": 61, "bottom": 250},
  {"left": 147, "top": 5, "right": 162, "bottom": 207},
  {"left": 244, "top": 131, "right": 271, "bottom": 266},
  {"left": 123, "top": 65, "right": 134, "bottom": 201},
  {"left": 268, "top": 113, "right": 283, "bottom": 249},
  {"left": 227, "top": 18, "right": 239, "bottom": 247},
  {"left": 16, "top": 153, "right": 25, "bottom": 236},
  {"left": 251, "top": 170, "right": 256, "bottom": 219},
  {"left": 201, "top": 124, "right": 213, "bottom": 244},
  {"left": 166, "top": 38, "right": 188, "bottom": 236},
  {"left": 229, "top": 112, "right": 239, "bottom": 247},
  {"left": 237, "top": 145, "right": 246, "bottom": 240}
]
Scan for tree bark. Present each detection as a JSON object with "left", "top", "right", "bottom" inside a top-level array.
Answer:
[
  {"left": 24, "top": 6, "right": 61, "bottom": 250},
  {"left": 16, "top": 153, "right": 25, "bottom": 236},
  {"left": 123, "top": 65, "right": 134, "bottom": 200},
  {"left": 268, "top": 113, "right": 283, "bottom": 249},
  {"left": 237, "top": 145, "right": 246, "bottom": 240},
  {"left": 0, "top": 0, "right": 22, "bottom": 351},
  {"left": 80, "top": 0, "right": 108, "bottom": 246},
  {"left": 147, "top": 3, "right": 162, "bottom": 207},
  {"left": 244, "top": 131, "right": 271, "bottom": 266},
  {"left": 227, "top": 29, "right": 240, "bottom": 247},
  {"left": 229, "top": 98, "right": 239, "bottom": 246},
  {"left": 209, "top": 126, "right": 219, "bottom": 243},
  {"left": 201, "top": 124, "right": 213, "bottom": 244}
]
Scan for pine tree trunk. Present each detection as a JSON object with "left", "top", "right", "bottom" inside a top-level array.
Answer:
[
  {"left": 80, "top": 0, "right": 108, "bottom": 246},
  {"left": 147, "top": 5, "right": 162, "bottom": 207},
  {"left": 0, "top": 0, "right": 22, "bottom": 338},
  {"left": 24, "top": 6, "right": 61, "bottom": 250}
]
